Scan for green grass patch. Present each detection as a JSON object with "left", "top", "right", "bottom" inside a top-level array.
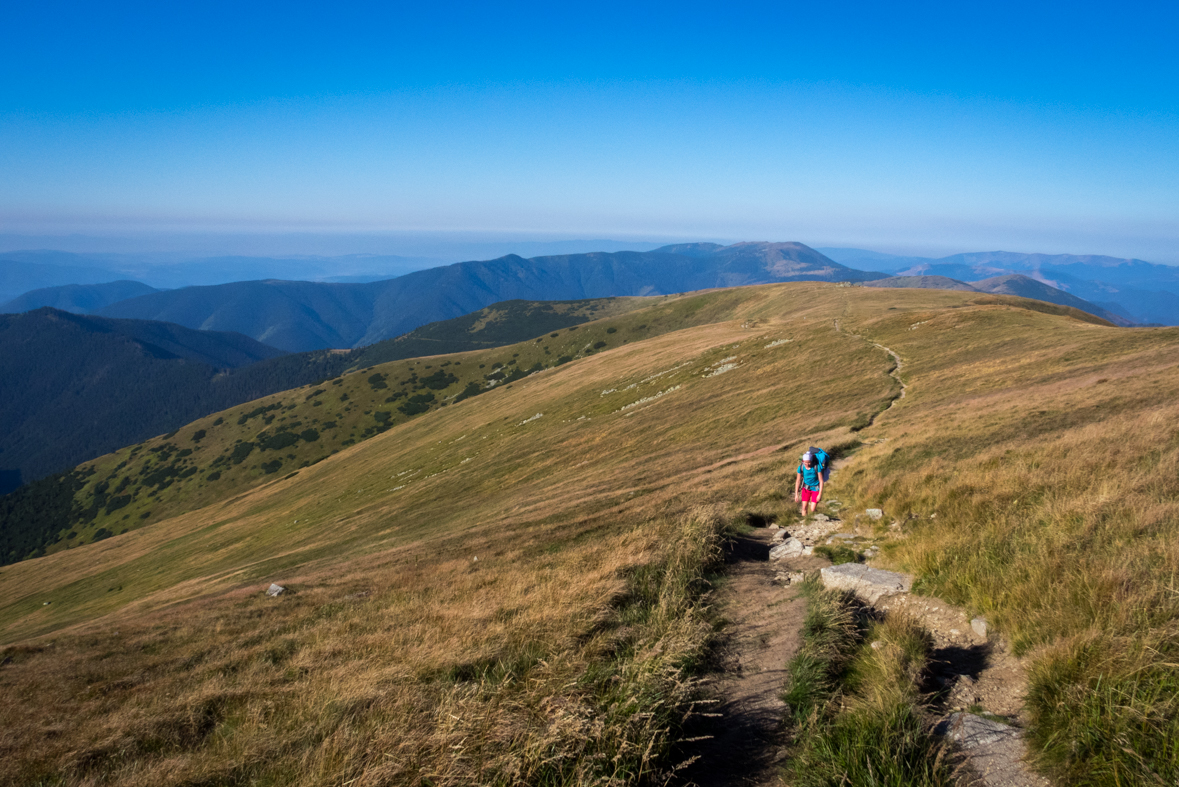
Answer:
[
  {"left": 1026, "top": 634, "right": 1179, "bottom": 786},
  {"left": 813, "top": 544, "right": 863, "bottom": 565},
  {"left": 783, "top": 581, "right": 953, "bottom": 786}
]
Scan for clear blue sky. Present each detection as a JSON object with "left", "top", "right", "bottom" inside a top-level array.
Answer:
[{"left": 2, "top": 1, "right": 1177, "bottom": 261}]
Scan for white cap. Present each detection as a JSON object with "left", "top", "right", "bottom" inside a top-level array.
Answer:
[{"left": 802, "top": 451, "right": 814, "bottom": 462}]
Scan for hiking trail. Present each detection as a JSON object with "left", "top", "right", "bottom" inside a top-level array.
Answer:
[{"left": 675, "top": 527, "right": 819, "bottom": 786}]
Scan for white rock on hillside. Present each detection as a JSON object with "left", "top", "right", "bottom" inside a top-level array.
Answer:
[{"left": 266, "top": 583, "right": 285, "bottom": 597}]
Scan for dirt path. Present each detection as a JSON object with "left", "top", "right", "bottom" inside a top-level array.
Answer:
[{"left": 676, "top": 527, "right": 813, "bottom": 787}]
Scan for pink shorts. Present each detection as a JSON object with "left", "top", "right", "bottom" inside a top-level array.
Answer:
[{"left": 799, "top": 489, "right": 820, "bottom": 503}]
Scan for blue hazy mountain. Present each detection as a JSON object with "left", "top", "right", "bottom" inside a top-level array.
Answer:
[
  {"left": 819, "top": 248, "right": 1179, "bottom": 325},
  {"left": 1, "top": 281, "right": 160, "bottom": 314},
  {"left": 0, "top": 252, "right": 129, "bottom": 303},
  {"left": 99, "top": 242, "right": 884, "bottom": 351},
  {"left": 0, "top": 249, "right": 438, "bottom": 299},
  {"left": 970, "top": 274, "right": 1132, "bottom": 326}
]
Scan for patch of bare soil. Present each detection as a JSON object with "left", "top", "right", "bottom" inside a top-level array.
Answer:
[{"left": 675, "top": 527, "right": 809, "bottom": 787}]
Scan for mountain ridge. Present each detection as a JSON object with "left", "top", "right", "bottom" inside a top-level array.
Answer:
[
  {"left": 821, "top": 246, "right": 1179, "bottom": 324},
  {"left": 98, "top": 242, "right": 883, "bottom": 351}
]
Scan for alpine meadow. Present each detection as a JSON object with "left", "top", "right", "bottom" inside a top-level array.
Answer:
[{"left": 1, "top": 281, "right": 1176, "bottom": 786}]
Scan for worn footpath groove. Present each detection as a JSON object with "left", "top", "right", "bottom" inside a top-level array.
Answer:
[{"left": 677, "top": 528, "right": 813, "bottom": 787}]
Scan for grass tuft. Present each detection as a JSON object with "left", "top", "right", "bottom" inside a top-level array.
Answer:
[{"left": 783, "top": 583, "right": 953, "bottom": 787}]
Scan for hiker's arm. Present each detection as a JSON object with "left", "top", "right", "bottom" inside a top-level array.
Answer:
[
  {"left": 794, "top": 470, "right": 801, "bottom": 502},
  {"left": 816, "top": 473, "right": 824, "bottom": 501}
]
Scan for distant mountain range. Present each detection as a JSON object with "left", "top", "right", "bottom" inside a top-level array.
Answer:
[
  {"left": 0, "top": 249, "right": 438, "bottom": 301},
  {"left": 0, "top": 237, "right": 1164, "bottom": 499},
  {"left": 90, "top": 242, "right": 883, "bottom": 351},
  {"left": 1, "top": 280, "right": 160, "bottom": 314},
  {"left": 821, "top": 248, "right": 1179, "bottom": 325}
]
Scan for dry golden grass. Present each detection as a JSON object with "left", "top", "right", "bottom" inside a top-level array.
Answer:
[
  {"left": 1, "top": 283, "right": 904, "bottom": 786},
  {"left": 3, "top": 282, "right": 1175, "bottom": 785},
  {"left": 833, "top": 295, "right": 1179, "bottom": 783}
]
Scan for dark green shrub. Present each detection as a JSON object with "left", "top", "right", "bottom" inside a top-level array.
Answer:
[
  {"left": 259, "top": 432, "right": 298, "bottom": 452},
  {"left": 230, "top": 442, "right": 256, "bottom": 465}
]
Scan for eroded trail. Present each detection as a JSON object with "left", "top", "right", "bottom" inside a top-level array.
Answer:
[{"left": 676, "top": 528, "right": 811, "bottom": 787}]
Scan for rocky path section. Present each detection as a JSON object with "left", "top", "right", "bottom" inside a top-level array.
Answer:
[{"left": 769, "top": 511, "right": 1048, "bottom": 787}]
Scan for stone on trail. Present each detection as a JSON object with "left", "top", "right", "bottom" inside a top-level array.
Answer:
[
  {"left": 866, "top": 508, "right": 884, "bottom": 520},
  {"left": 770, "top": 537, "right": 806, "bottom": 560},
  {"left": 972, "top": 617, "right": 989, "bottom": 639},
  {"left": 825, "top": 532, "right": 857, "bottom": 543},
  {"left": 820, "top": 563, "right": 912, "bottom": 603},
  {"left": 266, "top": 583, "right": 285, "bottom": 597},
  {"left": 935, "top": 713, "right": 1049, "bottom": 787}
]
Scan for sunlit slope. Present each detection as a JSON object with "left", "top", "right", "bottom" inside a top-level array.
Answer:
[
  {"left": 832, "top": 296, "right": 1179, "bottom": 784},
  {"left": 10, "top": 293, "right": 684, "bottom": 558},
  {"left": 2, "top": 283, "right": 1161, "bottom": 786},
  {"left": 0, "top": 282, "right": 914, "bottom": 787},
  {"left": 0, "top": 283, "right": 905, "bottom": 641}
]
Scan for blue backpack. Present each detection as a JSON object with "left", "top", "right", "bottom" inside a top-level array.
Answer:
[{"left": 807, "top": 446, "right": 831, "bottom": 482}]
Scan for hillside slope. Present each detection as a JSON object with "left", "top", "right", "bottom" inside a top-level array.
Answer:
[
  {"left": 2, "top": 284, "right": 1176, "bottom": 786},
  {"left": 862, "top": 275, "right": 978, "bottom": 291},
  {"left": 0, "top": 298, "right": 650, "bottom": 499},
  {"left": 99, "top": 242, "right": 883, "bottom": 351},
  {"left": 0, "top": 309, "right": 297, "bottom": 492}
]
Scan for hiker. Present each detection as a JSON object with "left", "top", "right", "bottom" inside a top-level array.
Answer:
[{"left": 794, "top": 451, "right": 824, "bottom": 516}]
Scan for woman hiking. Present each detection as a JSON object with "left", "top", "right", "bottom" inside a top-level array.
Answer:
[{"left": 794, "top": 450, "right": 824, "bottom": 517}]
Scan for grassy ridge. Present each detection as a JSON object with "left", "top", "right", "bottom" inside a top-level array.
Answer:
[
  {"left": 835, "top": 298, "right": 1179, "bottom": 784},
  {"left": 0, "top": 293, "right": 691, "bottom": 564}
]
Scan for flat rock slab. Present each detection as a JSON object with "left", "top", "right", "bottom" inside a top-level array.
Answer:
[
  {"left": 819, "top": 563, "right": 912, "bottom": 603},
  {"left": 770, "top": 537, "right": 807, "bottom": 560},
  {"left": 936, "top": 713, "right": 1049, "bottom": 787}
]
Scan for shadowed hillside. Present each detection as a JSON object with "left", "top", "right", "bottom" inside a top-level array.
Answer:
[
  {"left": 0, "top": 297, "right": 652, "bottom": 500},
  {"left": 1, "top": 284, "right": 1176, "bottom": 786},
  {"left": 0, "top": 309, "right": 291, "bottom": 493},
  {"left": 971, "top": 273, "right": 1132, "bottom": 325}
]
